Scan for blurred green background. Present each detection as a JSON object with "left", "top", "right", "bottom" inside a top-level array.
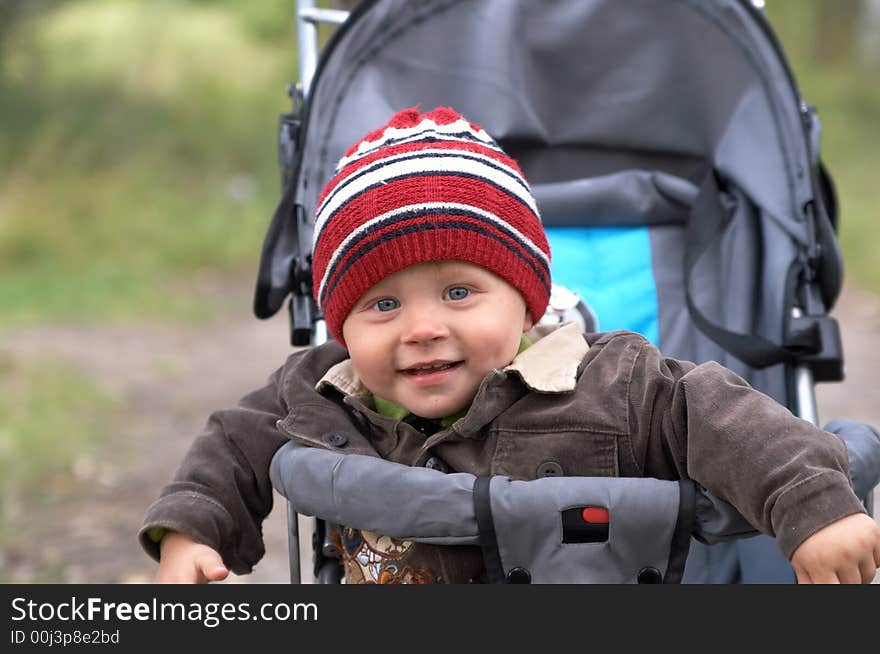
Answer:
[
  {"left": 1, "top": 0, "right": 298, "bottom": 546},
  {"left": 1, "top": 0, "right": 296, "bottom": 327},
  {"left": 1, "top": 0, "right": 877, "bottom": 580}
]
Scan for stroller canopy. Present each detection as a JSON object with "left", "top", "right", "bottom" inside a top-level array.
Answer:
[{"left": 297, "top": 0, "right": 821, "bottom": 227}]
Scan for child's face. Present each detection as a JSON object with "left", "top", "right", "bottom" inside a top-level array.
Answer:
[{"left": 342, "top": 260, "right": 534, "bottom": 419}]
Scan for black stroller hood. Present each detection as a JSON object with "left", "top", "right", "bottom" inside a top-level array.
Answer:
[{"left": 255, "top": 0, "right": 841, "bottom": 380}]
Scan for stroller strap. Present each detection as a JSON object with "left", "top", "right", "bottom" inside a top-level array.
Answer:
[{"left": 685, "top": 171, "right": 800, "bottom": 368}]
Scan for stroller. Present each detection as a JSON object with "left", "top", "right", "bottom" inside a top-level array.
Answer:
[{"left": 254, "top": 0, "right": 862, "bottom": 583}]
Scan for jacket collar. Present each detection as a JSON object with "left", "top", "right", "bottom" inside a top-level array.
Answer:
[
  {"left": 315, "top": 321, "right": 588, "bottom": 398},
  {"left": 503, "top": 322, "right": 588, "bottom": 392}
]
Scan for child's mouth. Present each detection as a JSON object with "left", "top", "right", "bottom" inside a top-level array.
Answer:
[{"left": 400, "top": 360, "right": 464, "bottom": 377}]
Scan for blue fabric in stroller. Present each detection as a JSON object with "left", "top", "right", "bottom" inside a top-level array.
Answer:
[{"left": 254, "top": 0, "right": 852, "bottom": 583}]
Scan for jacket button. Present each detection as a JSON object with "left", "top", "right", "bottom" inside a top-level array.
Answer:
[
  {"left": 637, "top": 566, "right": 662, "bottom": 584},
  {"left": 506, "top": 567, "right": 531, "bottom": 584},
  {"left": 536, "top": 461, "right": 563, "bottom": 477},
  {"left": 322, "top": 432, "right": 348, "bottom": 447}
]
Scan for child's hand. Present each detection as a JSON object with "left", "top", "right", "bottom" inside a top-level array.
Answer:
[
  {"left": 154, "top": 531, "right": 229, "bottom": 584},
  {"left": 790, "top": 513, "right": 880, "bottom": 584}
]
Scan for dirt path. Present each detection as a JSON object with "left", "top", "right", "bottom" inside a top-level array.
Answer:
[
  {"left": 2, "top": 281, "right": 878, "bottom": 584},
  {"left": 1, "top": 280, "right": 298, "bottom": 584}
]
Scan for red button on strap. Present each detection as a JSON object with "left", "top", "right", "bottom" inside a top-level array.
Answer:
[{"left": 581, "top": 507, "right": 609, "bottom": 524}]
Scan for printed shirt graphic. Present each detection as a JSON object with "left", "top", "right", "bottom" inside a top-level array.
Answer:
[{"left": 333, "top": 528, "right": 437, "bottom": 584}]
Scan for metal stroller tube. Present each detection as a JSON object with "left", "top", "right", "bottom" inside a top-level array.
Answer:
[
  {"left": 295, "top": 1, "right": 349, "bottom": 94},
  {"left": 286, "top": 502, "right": 301, "bottom": 583},
  {"left": 284, "top": 0, "right": 352, "bottom": 583},
  {"left": 792, "top": 307, "right": 819, "bottom": 427},
  {"left": 792, "top": 307, "right": 874, "bottom": 516}
]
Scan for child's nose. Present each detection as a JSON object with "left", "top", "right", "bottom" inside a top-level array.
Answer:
[{"left": 401, "top": 311, "right": 450, "bottom": 344}]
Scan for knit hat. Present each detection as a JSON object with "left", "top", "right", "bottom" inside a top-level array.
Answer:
[{"left": 311, "top": 106, "right": 551, "bottom": 345}]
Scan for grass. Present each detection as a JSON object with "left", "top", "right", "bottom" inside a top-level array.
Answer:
[
  {"left": 0, "top": 0, "right": 295, "bottom": 326},
  {"left": 0, "top": 353, "right": 119, "bottom": 519},
  {"left": 0, "top": 1, "right": 298, "bottom": 556}
]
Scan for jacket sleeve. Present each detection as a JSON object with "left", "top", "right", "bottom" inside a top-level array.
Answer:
[
  {"left": 628, "top": 339, "right": 866, "bottom": 559},
  {"left": 138, "top": 363, "right": 291, "bottom": 574}
]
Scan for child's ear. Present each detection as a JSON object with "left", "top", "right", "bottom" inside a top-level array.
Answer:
[{"left": 523, "top": 311, "right": 534, "bottom": 332}]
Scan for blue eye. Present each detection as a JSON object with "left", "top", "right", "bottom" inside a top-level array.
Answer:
[
  {"left": 445, "top": 286, "right": 470, "bottom": 301},
  {"left": 374, "top": 298, "right": 399, "bottom": 312}
]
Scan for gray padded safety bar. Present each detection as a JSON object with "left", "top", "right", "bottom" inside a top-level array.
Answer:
[
  {"left": 828, "top": 419, "right": 880, "bottom": 503},
  {"left": 485, "top": 475, "right": 691, "bottom": 583},
  {"left": 271, "top": 443, "right": 480, "bottom": 545},
  {"left": 269, "top": 441, "right": 762, "bottom": 546},
  {"left": 270, "top": 420, "right": 880, "bottom": 583},
  {"left": 270, "top": 442, "right": 752, "bottom": 583}
]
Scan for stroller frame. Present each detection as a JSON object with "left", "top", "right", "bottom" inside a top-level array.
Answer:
[{"left": 260, "top": 0, "right": 853, "bottom": 583}]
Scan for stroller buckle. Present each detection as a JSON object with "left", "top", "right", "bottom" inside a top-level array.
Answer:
[{"left": 786, "top": 315, "right": 844, "bottom": 382}]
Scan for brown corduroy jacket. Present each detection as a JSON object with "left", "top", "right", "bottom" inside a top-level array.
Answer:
[{"left": 139, "top": 323, "right": 863, "bottom": 582}]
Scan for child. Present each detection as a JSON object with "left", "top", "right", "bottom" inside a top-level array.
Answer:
[{"left": 140, "top": 106, "right": 880, "bottom": 584}]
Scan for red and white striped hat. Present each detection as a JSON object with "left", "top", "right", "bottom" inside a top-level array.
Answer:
[{"left": 311, "top": 106, "right": 551, "bottom": 345}]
